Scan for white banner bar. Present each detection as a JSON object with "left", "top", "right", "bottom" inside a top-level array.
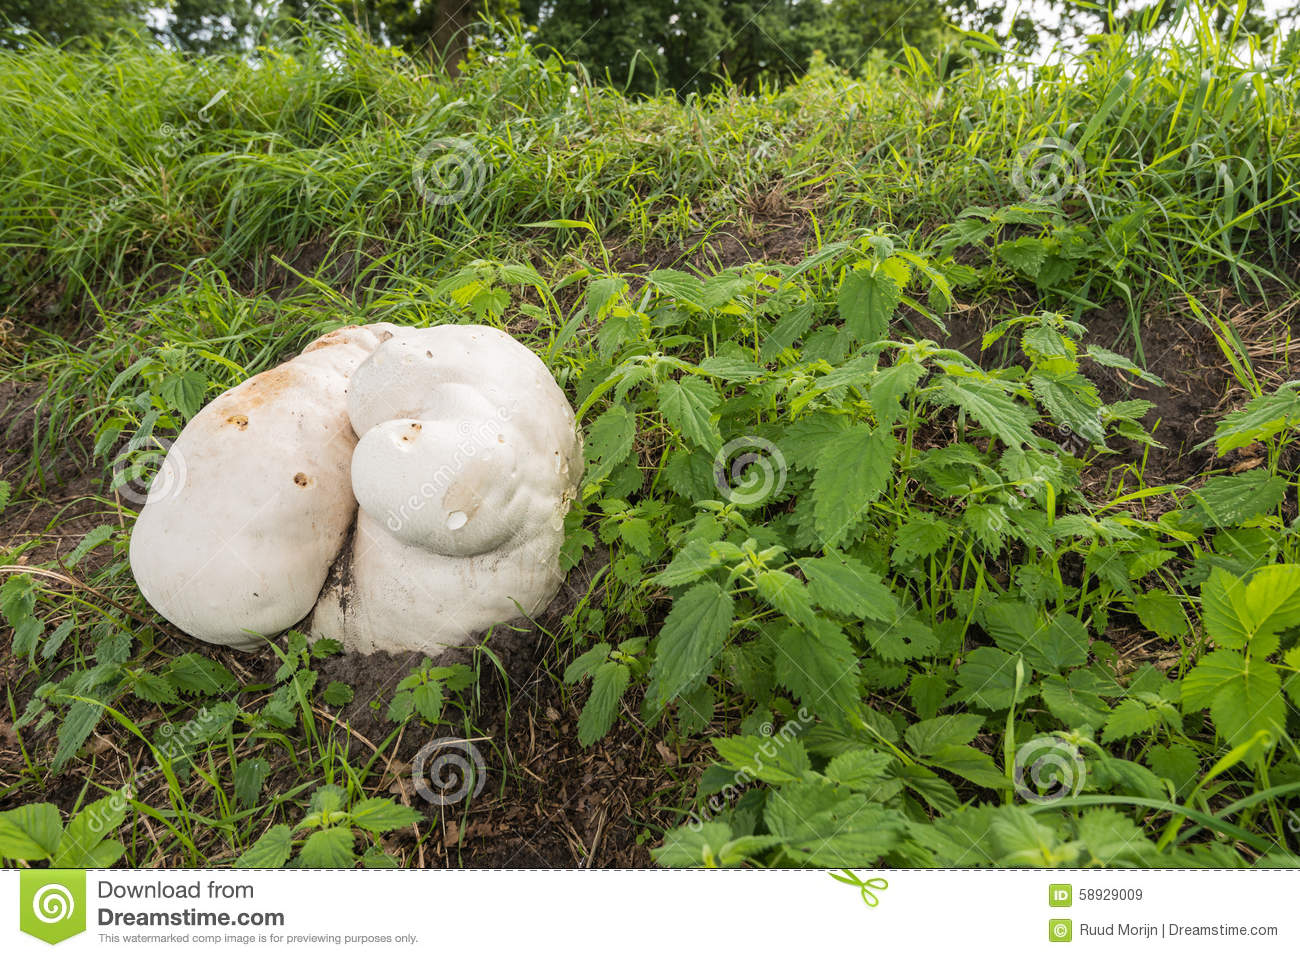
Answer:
[{"left": 5, "top": 869, "right": 1298, "bottom": 955}]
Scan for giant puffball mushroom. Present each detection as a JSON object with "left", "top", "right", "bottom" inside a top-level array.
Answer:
[
  {"left": 128, "top": 324, "right": 400, "bottom": 649},
  {"left": 308, "top": 324, "right": 583, "bottom": 654},
  {"left": 129, "top": 322, "right": 582, "bottom": 657}
]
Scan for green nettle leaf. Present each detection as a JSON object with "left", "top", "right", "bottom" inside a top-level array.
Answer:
[
  {"left": 1191, "top": 470, "right": 1287, "bottom": 527},
  {"left": 234, "top": 758, "right": 270, "bottom": 808},
  {"left": 1133, "top": 589, "right": 1190, "bottom": 639},
  {"left": 297, "top": 827, "right": 356, "bottom": 868},
  {"left": 811, "top": 425, "right": 896, "bottom": 548},
  {"left": 653, "top": 822, "right": 780, "bottom": 867},
  {"left": 237, "top": 825, "right": 293, "bottom": 868},
  {"left": 578, "top": 661, "right": 631, "bottom": 746},
  {"left": 755, "top": 569, "right": 818, "bottom": 630},
  {"left": 1101, "top": 699, "right": 1159, "bottom": 743},
  {"left": 650, "top": 582, "right": 734, "bottom": 703},
  {"left": 926, "top": 744, "right": 1008, "bottom": 790},
  {"left": 1212, "top": 385, "right": 1300, "bottom": 454},
  {"left": 980, "top": 601, "right": 1088, "bottom": 673},
  {"left": 658, "top": 376, "right": 722, "bottom": 451},
  {"left": 167, "top": 652, "right": 238, "bottom": 696},
  {"left": 713, "top": 734, "right": 812, "bottom": 785},
  {"left": 823, "top": 749, "right": 894, "bottom": 790},
  {"left": 769, "top": 620, "right": 861, "bottom": 716},
  {"left": 583, "top": 404, "right": 636, "bottom": 489},
  {"left": 891, "top": 515, "right": 951, "bottom": 565},
  {"left": 869, "top": 361, "right": 925, "bottom": 427},
  {"left": 130, "top": 671, "right": 179, "bottom": 705},
  {"left": 0, "top": 803, "right": 63, "bottom": 861},
  {"left": 349, "top": 798, "right": 422, "bottom": 834},
  {"left": 53, "top": 700, "right": 104, "bottom": 772},
  {"left": 838, "top": 267, "right": 900, "bottom": 342},
  {"left": 62, "top": 524, "right": 115, "bottom": 569},
  {"left": 1039, "top": 674, "right": 1108, "bottom": 727},
  {"left": 761, "top": 302, "right": 816, "bottom": 360},
  {"left": 323, "top": 681, "right": 354, "bottom": 707},
  {"left": 903, "top": 714, "right": 985, "bottom": 754},
  {"left": 1031, "top": 372, "right": 1103, "bottom": 444},
  {"left": 798, "top": 552, "right": 900, "bottom": 622},
  {"left": 954, "top": 647, "right": 1030, "bottom": 710},
  {"left": 160, "top": 370, "right": 207, "bottom": 420},
  {"left": 996, "top": 236, "right": 1048, "bottom": 278},
  {"left": 937, "top": 375, "right": 1035, "bottom": 448},
  {"left": 412, "top": 682, "right": 444, "bottom": 723},
  {"left": 764, "top": 782, "right": 905, "bottom": 865}
]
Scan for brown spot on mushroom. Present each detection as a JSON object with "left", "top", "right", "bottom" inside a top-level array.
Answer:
[
  {"left": 227, "top": 414, "right": 249, "bottom": 429},
  {"left": 425, "top": 350, "right": 433, "bottom": 358},
  {"left": 410, "top": 422, "right": 422, "bottom": 431},
  {"left": 293, "top": 472, "right": 311, "bottom": 487}
]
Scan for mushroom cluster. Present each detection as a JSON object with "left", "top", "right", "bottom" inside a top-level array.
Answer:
[{"left": 129, "top": 323, "right": 582, "bottom": 655}]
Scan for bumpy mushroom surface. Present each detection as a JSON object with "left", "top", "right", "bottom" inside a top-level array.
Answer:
[{"left": 129, "top": 323, "right": 581, "bottom": 654}]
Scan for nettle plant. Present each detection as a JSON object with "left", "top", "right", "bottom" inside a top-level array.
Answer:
[{"left": 536, "top": 235, "right": 1300, "bottom": 867}]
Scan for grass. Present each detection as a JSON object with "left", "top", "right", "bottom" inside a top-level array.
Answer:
[{"left": 2, "top": 6, "right": 1300, "bottom": 868}]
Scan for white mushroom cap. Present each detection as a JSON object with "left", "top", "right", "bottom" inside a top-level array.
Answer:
[
  {"left": 131, "top": 320, "right": 582, "bottom": 656},
  {"left": 128, "top": 326, "right": 393, "bottom": 650}
]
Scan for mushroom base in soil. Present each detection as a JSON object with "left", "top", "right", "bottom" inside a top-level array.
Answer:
[{"left": 128, "top": 323, "right": 583, "bottom": 655}]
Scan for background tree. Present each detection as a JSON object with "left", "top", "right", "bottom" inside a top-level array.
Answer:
[{"left": 0, "top": 0, "right": 150, "bottom": 47}]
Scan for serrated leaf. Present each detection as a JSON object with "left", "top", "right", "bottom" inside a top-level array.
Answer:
[
  {"left": 53, "top": 700, "right": 103, "bottom": 771},
  {"left": 0, "top": 803, "right": 63, "bottom": 861},
  {"left": 1133, "top": 589, "right": 1190, "bottom": 639},
  {"left": 167, "top": 652, "right": 237, "bottom": 696},
  {"left": 61, "top": 524, "right": 115, "bottom": 569},
  {"left": 838, "top": 267, "right": 899, "bottom": 342},
  {"left": 578, "top": 661, "right": 630, "bottom": 746},
  {"left": 811, "top": 424, "right": 895, "bottom": 548},
  {"left": 412, "top": 682, "right": 444, "bottom": 723},
  {"left": 1101, "top": 699, "right": 1158, "bottom": 743},
  {"left": 1191, "top": 470, "right": 1286, "bottom": 527},
  {"left": 937, "top": 375, "right": 1035, "bottom": 448},
  {"left": 563, "top": 643, "right": 612, "bottom": 684},
  {"left": 997, "top": 236, "right": 1047, "bottom": 277},
  {"left": 769, "top": 620, "right": 860, "bottom": 716},
  {"left": 755, "top": 569, "right": 817, "bottom": 630},
  {"left": 323, "top": 681, "right": 353, "bottom": 707},
  {"left": 237, "top": 824, "right": 293, "bottom": 868},
  {"left": 350, "top": 798, "right": 423, "bottom": 834},
  {"left": 823, "top": 748, "right": 893, "bottom": 790},
  {"left": 130, "top": 671, "right": 179, "bottom": 705},
  {"left": 658, "top": 377, "right": 721, "bottom": 451},
  {"left": 954, "top": 647, "right": 1029, "bottom": 710},
  {"left": 649, "top": 582, "right": 734, "bottom": 703},
  {"left": 798, "top": 553, "right": 899, "bottom": 621},
  {"left": 583, "top": 404, "right": 636, "bottom": 489},
  {"left": 904, "top": 714, "right": 985, "bottom": 754},
  {"left": 713, "top": 734, "right": 812, "bottom": 785},
  {"left": 1213, "top": 386, "right": 1300, "bottom": 454},
  {"left": 297, "top": 826, "right": 356, "bottom": 868}
]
